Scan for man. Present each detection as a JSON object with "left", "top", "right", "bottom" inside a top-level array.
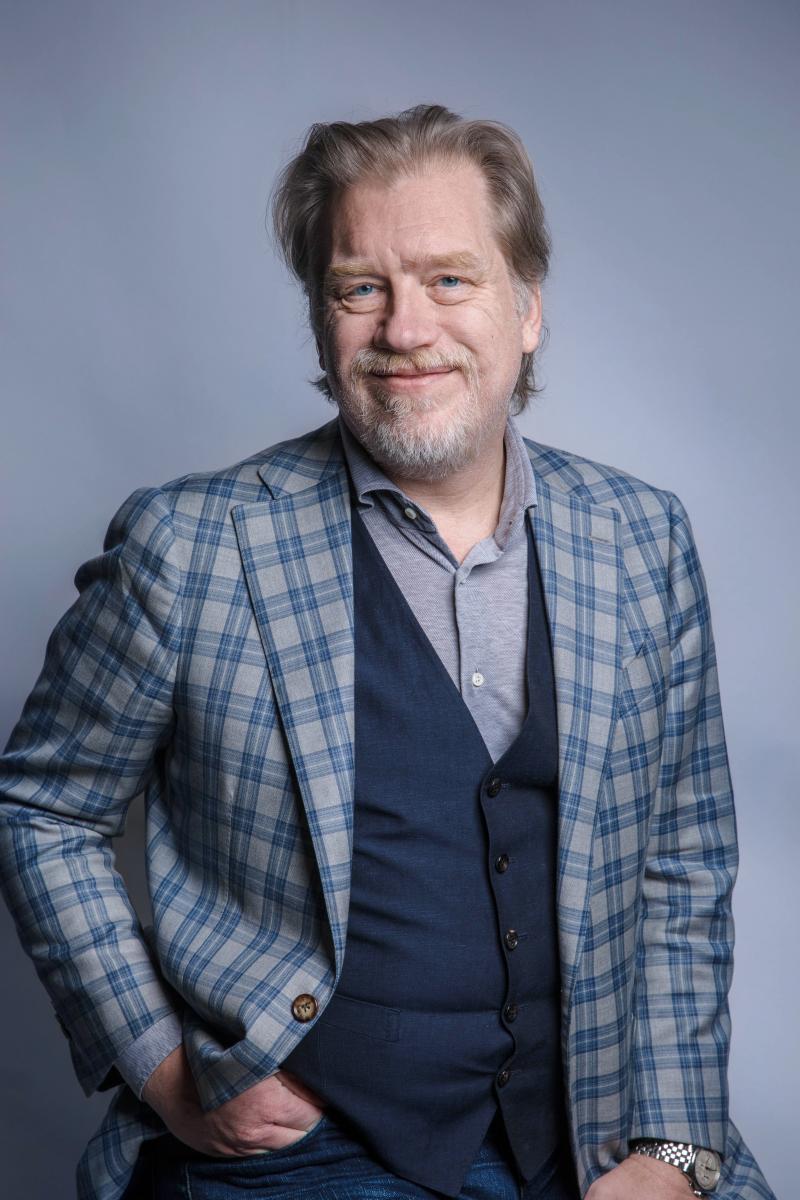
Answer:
[{"left": 0, "top": 105, "right": 774, "bottom": 1200}]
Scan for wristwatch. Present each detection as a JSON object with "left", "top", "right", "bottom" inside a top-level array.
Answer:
[{"left": 630, "top": 1138, "right": 722, "bottom": 1195}]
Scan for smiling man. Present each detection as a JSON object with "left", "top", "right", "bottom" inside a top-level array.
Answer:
[
  {"left": 0, "top": 105, "right": 775, "bottom": 1200},
  {"left": 323, "top": 165, "right": 531, "bottom": 485}
]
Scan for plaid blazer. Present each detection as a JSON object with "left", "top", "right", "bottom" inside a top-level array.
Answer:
[{"left": 0, "top": 419, "right": 773, "bottom": 1199}]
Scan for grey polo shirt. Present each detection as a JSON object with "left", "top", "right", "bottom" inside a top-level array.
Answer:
[{"left": 339, "top": 413, "right": 537, "bottom": 764}]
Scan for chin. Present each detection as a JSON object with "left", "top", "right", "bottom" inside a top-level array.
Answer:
[
  {"left": 358, "top": 417, "right": 479, "bottom": 480},
  {"left": 336, "top": 375, "right": 510, "bottom": 480}
]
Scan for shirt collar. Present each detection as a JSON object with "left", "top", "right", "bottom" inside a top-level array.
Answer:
[{"left": 338, "top": 413, "right": 537, "bottom": 546}]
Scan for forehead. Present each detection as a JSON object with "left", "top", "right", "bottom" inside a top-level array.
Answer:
[{"left": 328, "top": 160, "right": 499, "bottom": 266}]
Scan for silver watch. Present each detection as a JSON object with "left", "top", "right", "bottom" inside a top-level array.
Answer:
[{"left": 630, "top": 1138, "right": 722, "bottom": 1195}]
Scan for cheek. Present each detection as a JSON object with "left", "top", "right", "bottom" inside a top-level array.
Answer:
[
  {"left": 449, "top": 301, "right": 517, "bottom": 349},
  {"left": 461, "top": 324, "right": 519, "bottom": 377},
  {"left": 442, "top": 312, "right": 493, "bottom": 357},
  {"left": 327, "top": 316, "right": 373, "bottom": 366}
]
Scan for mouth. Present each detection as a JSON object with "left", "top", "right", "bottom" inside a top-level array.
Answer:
[{"left": 368, "top": 368, "right": 455, "bottom": 385}]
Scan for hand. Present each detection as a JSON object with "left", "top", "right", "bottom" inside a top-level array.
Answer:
[
  {"left": 586, "top": 1153, "right": 695, "bottom": 1199},
  {"left": 141, "top": 1043, "right": 327, "bottom": 1157}
]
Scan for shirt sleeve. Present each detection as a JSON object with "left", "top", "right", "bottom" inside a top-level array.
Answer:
[{"left": 114, "top": 1013, "right": 184, "bottom": 1098}]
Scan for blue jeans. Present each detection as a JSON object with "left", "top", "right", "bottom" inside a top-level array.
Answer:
[{"left": 130, "top": 1112, "right": 580, "bottom": 1199}]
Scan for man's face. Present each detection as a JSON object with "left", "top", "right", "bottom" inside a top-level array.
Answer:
[{"left": 320, "top": 160, "right": 541, "bottom": 481}]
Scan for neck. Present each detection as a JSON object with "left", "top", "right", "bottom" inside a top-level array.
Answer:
[{"left": 384, "top": 429, "right": 507, "bottom": 565}]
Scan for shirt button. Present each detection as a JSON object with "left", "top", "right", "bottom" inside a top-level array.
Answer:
[
  {"left": 496, "top": 1068, "right": 511, "bottom": 1088},
  {"left": 403, "top": 506, "right": 418, "bottom": 521},
  {"left": 291, "top": 993, "right": 318, "bottom": 1022},
  {"left": 486, "top": 777, "right": 502, "bottom": 798},
  {"left": 504, "top": 929, "right": 519, "bottom": 951},
  {"left": 503, "top": 1003, "right": 519, "bottom": 1023},
  {"left": 494, "top": 853, "right": 510, "bottom": 873},
  {"left": 471, "top": 671, "right": 485, "bottom": 687}
]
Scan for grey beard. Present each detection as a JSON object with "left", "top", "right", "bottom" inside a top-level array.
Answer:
[
  {"left": 357, "top": 425, "right": 474, "bottom": 481},
  {"left": 332, "top": 351, "right": 510, "bottom": 481},
  {"left": 352, "top": 391, "right": 487, "bottom": 480}
]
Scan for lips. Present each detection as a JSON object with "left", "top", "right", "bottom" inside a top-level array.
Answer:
[{"left": 370, "top": 368, "right": 454, "bottom": 381}]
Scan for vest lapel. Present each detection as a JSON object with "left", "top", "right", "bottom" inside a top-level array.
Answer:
[
  {"left": 527, "top": 469, "right": 623, "bottom": 1004},
  {"left": 230, "top": 423, "right": 354, "bottom": 973}
]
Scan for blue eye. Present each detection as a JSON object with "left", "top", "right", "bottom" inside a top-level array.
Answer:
[
  {"left": 439, "top": 276, "right": 461, "bottom": 287},
  {"left": 351, "top": 284, "right": 375, "bottom": 297}
]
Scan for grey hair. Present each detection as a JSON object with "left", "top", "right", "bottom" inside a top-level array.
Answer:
[{"left": 270, "top": 104, "right": 551, "bottom": 413}]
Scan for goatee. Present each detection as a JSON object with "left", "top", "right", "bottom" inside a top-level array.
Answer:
[{"left": 331, "top": 346, "right": 511, "bottom": 482}]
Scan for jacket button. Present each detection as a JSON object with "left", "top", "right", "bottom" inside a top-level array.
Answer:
[
  {"left": 486, "top": 777, "right": 502, "bottom": 798},
  {"left": 496, "top": 1068, "right": 511, "bottom": 1088},
  {"left": 291, "top": 993, "right": 318, "bottom": 1022},
  {"left": 503, "top": 1003, "right": 518, "bottom": 1023},
  {"left": 504, "top": 929, "right": 519, "bottom": 951},
  {"left": 494, "top": 853, "right": 509, "bottom": 873}
]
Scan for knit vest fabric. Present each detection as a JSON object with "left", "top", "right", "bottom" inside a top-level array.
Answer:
[{"left": 283, "top": 507, "right": 565, "bottom": 1196}]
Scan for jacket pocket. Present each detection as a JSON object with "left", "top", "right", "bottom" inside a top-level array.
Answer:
[{"left": 316, "top": 992, "right": 401, "bottom": 1042}]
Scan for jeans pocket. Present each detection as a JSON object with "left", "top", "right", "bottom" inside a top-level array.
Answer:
[
  {"left": 193, "top": 1112, "right": 330, "bottom": 1167},
  {"left": 159, "top": 1113, "right": 333, "bottom": 1200}
]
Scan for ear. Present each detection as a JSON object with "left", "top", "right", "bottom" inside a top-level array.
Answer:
[{"left": 520, "top": 283, "right": 542, "bottom": 354}]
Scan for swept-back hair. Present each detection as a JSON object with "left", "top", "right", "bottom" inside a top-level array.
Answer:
[{"left": 271, "top": 104, "right": 551, "bottom": 412}]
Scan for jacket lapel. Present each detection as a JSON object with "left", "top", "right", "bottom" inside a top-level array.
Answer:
[
  {"left": 527, "top": 462, "right": 623, "bottom": 1004},
  {"left": 230, "top": 422, "right": 354, "bottom": 974}
]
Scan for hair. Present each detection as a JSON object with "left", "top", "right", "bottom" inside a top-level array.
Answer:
[{"left": 270, "top": 104, "right": 551, "bottom": 413}]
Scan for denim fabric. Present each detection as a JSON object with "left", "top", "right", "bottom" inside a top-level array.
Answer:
[{"left": 126, "top": 1114, "right": 579, "bottom": 1200}]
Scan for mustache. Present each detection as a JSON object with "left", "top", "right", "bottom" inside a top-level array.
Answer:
[{"left": 350, "top": 348, "right": 472, "bottom": 378}]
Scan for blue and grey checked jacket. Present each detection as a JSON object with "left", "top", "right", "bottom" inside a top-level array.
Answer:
[{"left": 0, "top": 419, "right": 774, "bottom": 1199}]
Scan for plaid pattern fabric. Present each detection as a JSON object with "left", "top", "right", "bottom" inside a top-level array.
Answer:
[{"left": 0, "top": 419, "right": 773, "bottom": 1199}]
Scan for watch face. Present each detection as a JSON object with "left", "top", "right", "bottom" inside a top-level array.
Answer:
[{"left": 694, "top": 1149, "right": 722, "bottom": 1189}]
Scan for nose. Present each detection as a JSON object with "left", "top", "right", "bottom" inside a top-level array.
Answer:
[{"left": 374, "top": 281, "right": 439, "bottom": 353}]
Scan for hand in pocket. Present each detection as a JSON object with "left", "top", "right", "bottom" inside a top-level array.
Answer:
[{"left": 142, "top": 1044, "right": 326, "bottom": 1157}]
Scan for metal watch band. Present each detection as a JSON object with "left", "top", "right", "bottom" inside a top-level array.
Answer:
[{"left": 630, "top": 1138, "right": 719, "bottom": 1196}]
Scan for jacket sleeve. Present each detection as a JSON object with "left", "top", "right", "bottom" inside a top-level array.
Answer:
[
  {"left": 629, "top": 491, "right": 737, "bottom": 1149},
  {"left": 627, "top": 491, "right": 779, "bottom": 1198},
  {"left": 0, "top": 486, "right": 185, "bottom": 1096}
]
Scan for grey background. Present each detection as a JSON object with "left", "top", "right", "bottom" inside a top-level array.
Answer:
[{"left": 1, "top": 2, "right": 796, "bottom": 1196}]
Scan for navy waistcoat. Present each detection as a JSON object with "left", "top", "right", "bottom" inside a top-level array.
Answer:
[{"left": 284, "top": 507, "right": 565, "bottom": 1196}]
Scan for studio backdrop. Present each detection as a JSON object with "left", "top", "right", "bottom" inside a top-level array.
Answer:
[{"left": 1, "top": 2, "right": 796, "bottom": 1197}]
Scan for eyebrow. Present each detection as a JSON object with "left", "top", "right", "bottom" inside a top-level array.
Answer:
[{"left": 325, "top": 250, "right": 485, "bottom": 282}]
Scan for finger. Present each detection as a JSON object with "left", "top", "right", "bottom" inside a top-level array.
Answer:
[
  {"left": 217, "top": 1113, "right": 325, "bottom": 1156},
  {"left": 260, "top": 1117, "right": 323, "bottom": 1150},
  {"left": 243, "top": 1074, "right": 325, "bottom": 1134},
  {"left": 269, "top": 1090, "right": 326, "bottom": 1132}
]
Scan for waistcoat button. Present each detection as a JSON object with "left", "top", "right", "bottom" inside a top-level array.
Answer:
[
  {"left": 291, "top": 993, "right": 318, "bottom": 1022},
  {"left": 504, "top": 929, "right": 519, "bottom": 951},
  {"left": 494, "top": 853, "right": 510, "bottom": 873},
  {"left": 496, "top": 1068, "right": 511, "bottom": 1088},
  {"left": 503, "top": 1003, "right": 519, "bottom": 1023},
  {"left": 486, "top": 777, "right": 502, "bottom": 798}
]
